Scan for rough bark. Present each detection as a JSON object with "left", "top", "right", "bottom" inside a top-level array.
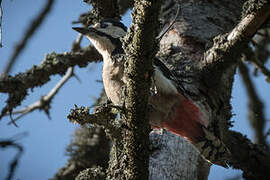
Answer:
[
  {"left": 22, "top": 0, "right": 270, "bottom": 179},
  {"left": 149, "top": 0, "right": 244, "bottom": 179},
  {"left": 149, "top": 131, "right": 210, "bottom": 180},
  {"left": 106, "top": 1, "right": 162, "bottom": 179},
  {"left": 153, "top": 0, "right": 270, "bottom": 179},
  {"left": 0, "top": 46, "right": 101, "bottom": 119}
]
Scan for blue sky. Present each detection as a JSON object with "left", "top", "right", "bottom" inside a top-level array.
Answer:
[{"left": 0, "top": 1, "right": 269, "bottom": 180}]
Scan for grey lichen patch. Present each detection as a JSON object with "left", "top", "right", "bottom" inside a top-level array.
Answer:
[
  {"left": 201, "top": 33, "right": 248, "bottom": 73},
  {"left": 91, "top": 0, "right": 120, "bottom": 20},
  {"left": 67, "top": 105, "right": 122, "bottom": 139},
  {"left": 68, "top": 105, "right": 91, "bottom": 124},
  {"left": 113, "top": 0, "right": 162, "bottom": 179},
  {"left": 0, "top": 46, "right": 101, "bottom": 118},
  {"left": 77, "top": 10, "right": 100, "bottom": 27},
  {"left": 242, "top": 0, "right": 269, "bottom": 18},
  {"left": 77, "top": 0, "right": 120, "bottom": 27},
  {"left": 1, "top": 46, "right": 100, "bottom": 94},
  {"left": 0, "top": 89, "right": 28, "bottom": 120},
  {"left": 75, "top": 167, "right": 105, "bottom": 180}
]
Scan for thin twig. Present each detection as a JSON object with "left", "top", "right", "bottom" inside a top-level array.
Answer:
[
  {"left": 0, "top": 46, "right": 101, "bottom": 120},
  {"left": 0, "top": 46, "right": 101, "bottom": 94},
  {"left": 249, "top": 38, "right": 270, "bottom": 82},
  {"left": 238, "top": 61, "right": 267, "bottom": 145},
  {"left": 202, "top": 2, "right": 270, "bottom": 69},
  {"left": 256, "top": 31, "right": 267, "bottom": 37},
  {"left": 156, "top": 4, "right": 180, "bottom": 40},
  {"left": 251, "top": 39, "right": 264, "bottom": 48},
  {"left": 1, "top": 0, "right": 55, "bottom": 77},
  {"left": 71, "top": 34, "right": 83, "bottom": 52},
  {"left": 265, "top": 128, "right": 270, "bottom": 140},
  {"left": 6, "top": 34, "right": 84, "bottom": 124},
  {"left": 250, "top": 58, "right": 270, "bottom": 82},
  {"left": 0, "top": 133, "right": 26, "bottom": 180},
  {"left": 71, "top": 34, "right": 83, "bottom": 83},
  {"left": 7, "top": 67, "right": 74, "bottom": 124}
]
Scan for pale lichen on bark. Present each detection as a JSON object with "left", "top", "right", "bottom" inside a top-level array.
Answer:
[
  {"left": 119, "top": 0, "right": 162, "bottom": 179},
  {"left": 0, "top": 46, "right": 101, "bottom": 119}
]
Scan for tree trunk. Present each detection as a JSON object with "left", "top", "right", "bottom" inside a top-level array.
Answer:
[
  {"left": 148, "top": 0, "right": 245, "bottom": 179},
  {"left": 55, "top": 0, "right": 270, "bottom": 179}
]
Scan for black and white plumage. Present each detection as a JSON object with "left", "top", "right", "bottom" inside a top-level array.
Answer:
[
  {"left": 73, "top": 19, "right": 231, "bottom": 167},
  {"left": 73, "top": 19, "right": 179, "bottom": 104}
]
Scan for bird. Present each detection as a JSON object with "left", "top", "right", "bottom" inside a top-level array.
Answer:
[{"left": 72, "top": 18, "right": 231, "bottom": 167}]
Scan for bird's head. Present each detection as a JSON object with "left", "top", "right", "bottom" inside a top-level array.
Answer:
[{"left": 72, "top": 19, "right": 127, "bottom": 57}]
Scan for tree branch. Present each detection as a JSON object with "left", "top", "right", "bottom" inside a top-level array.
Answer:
[
  {"left": 197, "top": 1, "right": 270, "bottom": 178},
  {"left": 91, "top": 0, "right": 120, "bottom": 19},
  {"left": 201, "top": 0, "right": 270, "bottom": 71},
  {"left": 0, "top": 137, "right": 24, "bottom": 180},
  {"left": 227, "top": 130, "right": 270, "bottom": 180},
  {"left": 238, "top": 61, "right": 267, "bottom": 145},
  {"left": 0, "top": 46, "right": 101, "bottom": 119},
  {"left": 250, "top": 55, "right": 270, "bottom": 82},
  {"left": 0, "top": 46, "right": 101, "bottom": 93},
  {"left": 67, "top": 105, "right": 120, "bottom": 138},
  {"left": 1, "top": 0, "right": 55, "bottom": 76},
  {"left": 76, "top": 0, "right": 120, "bottom": 27},
  {"left": 7, "top": 67, "right": 74, "bottom": 125},
  {"left": 157, "top": 0, "right": 270, "bottom": 179},
  {"left": 248, "top": 34, "right": 270, "bottom": 82},
  {"left": 75, "top": 167, "right": 106, "bottom": 180},
  {"left": 118, "top": 0, "right": 161, "bottom": 179}
]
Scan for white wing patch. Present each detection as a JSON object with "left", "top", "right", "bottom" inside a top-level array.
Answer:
[{"left": 153, "top": 66, "right": 178, "bottom": 94}]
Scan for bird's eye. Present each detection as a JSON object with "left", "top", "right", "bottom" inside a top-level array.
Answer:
[{"left": 100, "top": 23, "right": 108, "bottom": 28}]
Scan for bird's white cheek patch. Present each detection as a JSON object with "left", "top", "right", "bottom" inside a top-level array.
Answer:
[{"left": 87, "top": 37, "right": 114, "bottom": 57}]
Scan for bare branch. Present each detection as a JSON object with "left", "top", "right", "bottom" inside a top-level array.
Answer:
[
  {"left": 67, "top": 105, "right": 120, "bottom": 137},
  {"left": 201, "top": 1, "right": 270, "bottom": 71},
  {"left": 0, "top": 46, "right": 101, "bottom": 119},
  {"left": 1, "top": 0, "right": 55, "bottom": 76},
  {"left": 227, "top": 130, "right": 270, "bottom": 179},
  {"left": 7, "top": 67, "right": 74, "bottom": 125},
  {"left": 0, "top": 138, "right": 24, "bottom": 180},
  {"left": 117, "top": 0, "right": 161, "bottom": 179},
  {"left": 75, "top": 167, "right": 106, "bottom": 180},
  {"left": 248, "top": 29, "right": 270, "bottom": 82},
  {"left": 156, "top": 4, "right": 180, "bottom": 40},
  {"left": 0, "top": 46, "right": 101, "bottom": 93},
  {"left": 245, "top": 50, "right": 270, "bottom": 82},
  {"left": 265, "top": 128, "right": 270, "bottom": 140},
  {"left": 71, "top": 34, "right": 83, "bottom": 52},
  {"left": 238, "top": 61, "right": 267, "bottom": 145}
]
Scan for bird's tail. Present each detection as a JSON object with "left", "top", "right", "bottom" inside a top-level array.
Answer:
[
  {"left": 194, "top": 127, "right": 231, "bottom": 168},
  {"left": 161, "top": 98, "right": 231, "bottom": 167}
]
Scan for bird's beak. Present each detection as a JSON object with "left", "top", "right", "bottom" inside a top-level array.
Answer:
[{"left": 72, "top": 27, "right": 96, "bottom": 35}]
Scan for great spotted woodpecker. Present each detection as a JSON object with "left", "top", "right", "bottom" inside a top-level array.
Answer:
[{"left": 73, "top": 19, "right": 230, "bottom": 167}]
